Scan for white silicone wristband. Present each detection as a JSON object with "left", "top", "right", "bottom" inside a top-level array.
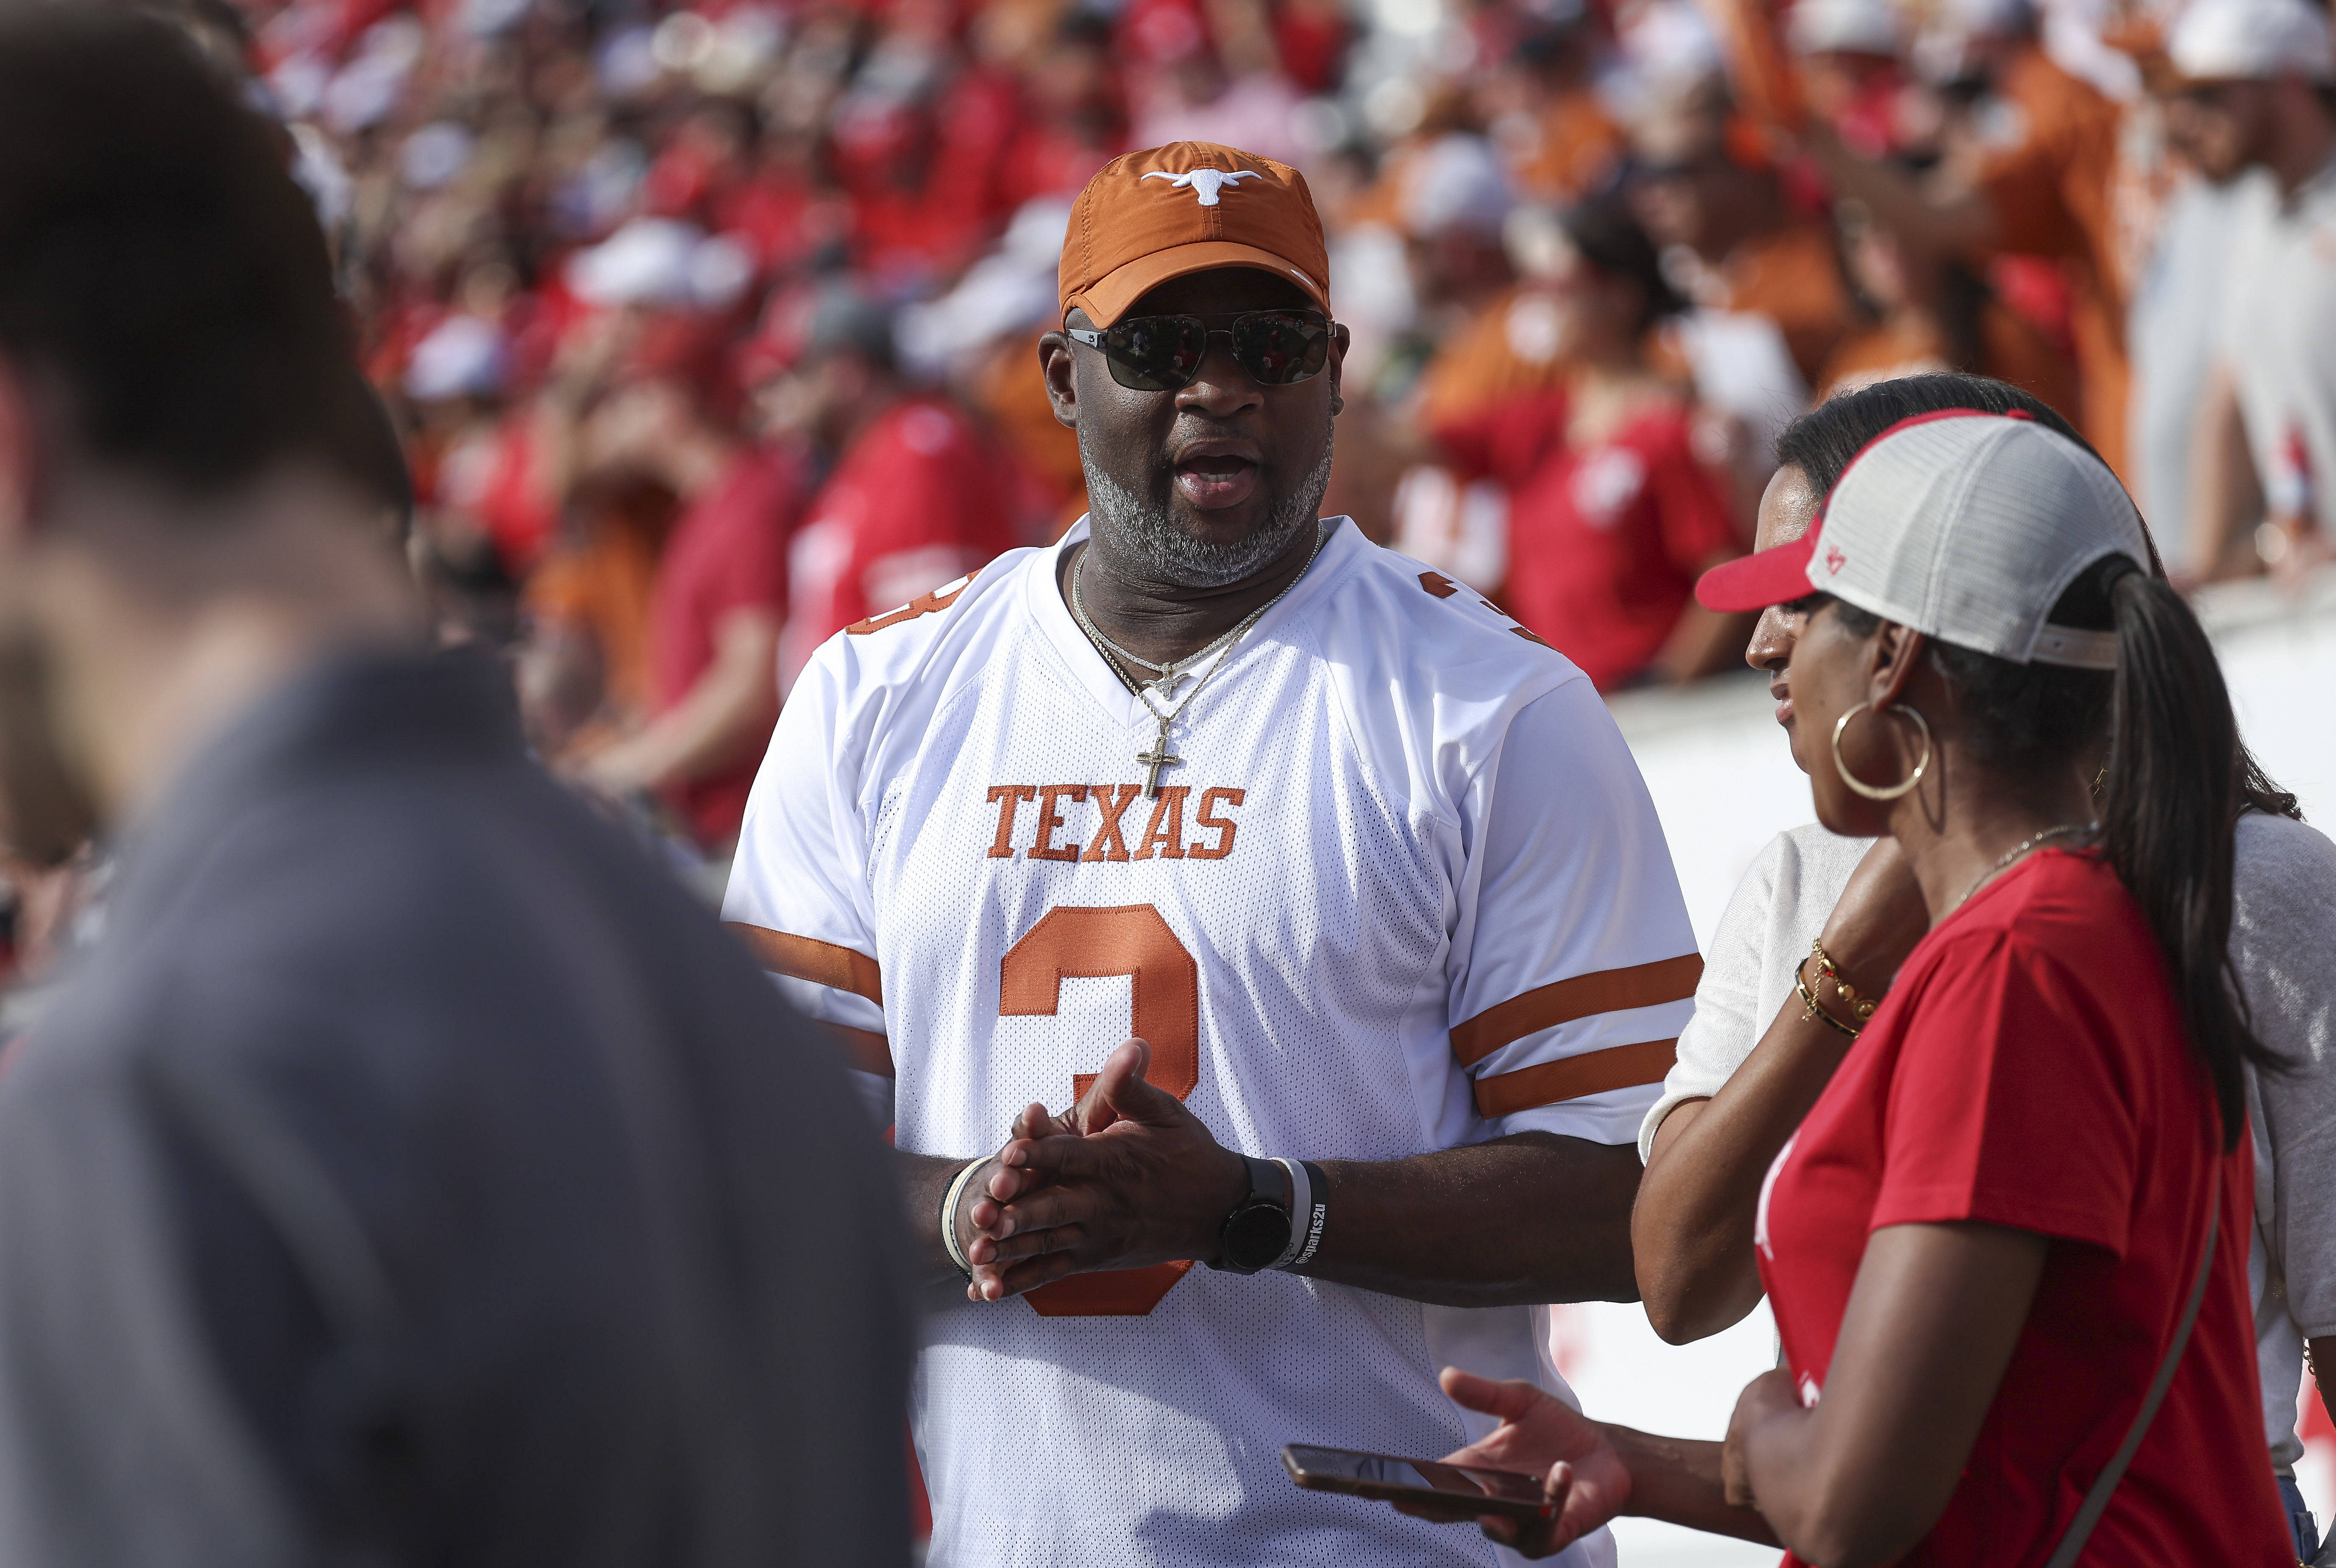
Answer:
[{"left": 1267, "top": 1157, "right": 1310, "bottom": 1271}]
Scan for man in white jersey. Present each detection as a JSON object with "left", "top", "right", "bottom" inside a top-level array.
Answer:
[{"left": 724, "top": 141, "right": 1701, "bottom": 1568}]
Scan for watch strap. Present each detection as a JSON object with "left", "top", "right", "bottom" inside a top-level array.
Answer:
[{"left": 1291, "top": 1160, "right": 1329, "bottom": 1268}]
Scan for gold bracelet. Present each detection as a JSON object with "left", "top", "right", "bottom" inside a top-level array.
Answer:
[
  {"left": 1795, "top": 956, "right": 1862, "bottom": 1039},
  {"left": 1810, "top": 939, "right": 1879, "bottom": 1022}
]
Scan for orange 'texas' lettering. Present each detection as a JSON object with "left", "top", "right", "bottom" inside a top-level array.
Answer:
[
  {"left": 981, "top": 783, "right": 1245, "bottom": 859},
  {"left": 986, "top": 786, "right": 1036, "bottom": 859},
  {"left": 1131, "top": 787, "right": 1189, "bottom": 861},
  {"left": 1028, "top": 785, "right": 1089, "bottom": 862},
  {"left": 1084, "top": 784, "right": 1142, "bottom": 862},
  {"left": 1188, "top": 787, "right": 1244, "bottom": 860},
  {"left": 999, "top": 904, "right": 1200, "bottom": 1315}
]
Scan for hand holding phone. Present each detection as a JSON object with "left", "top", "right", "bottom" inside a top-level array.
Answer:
[
  {"left": 1281, "top": 1445, "right": 1555, "bottom": 1521},
  {"left": 1284, "top": 1368, "right": 1634, "bottom": 1560}
]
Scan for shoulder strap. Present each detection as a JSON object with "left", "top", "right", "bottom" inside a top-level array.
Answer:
[{"left": 2042, "top": 1162, "right": 2222, "bottom": 1568}]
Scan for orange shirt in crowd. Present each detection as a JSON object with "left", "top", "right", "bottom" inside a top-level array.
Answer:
[
  {"left": 1971, "top": 43, "right": 2130, "bottom": 479},
  {"left": 524, "top": 515, "right": 664, "bottom": 719},
  {"left": 1505, "top": 91, "right": 1626, "bottom": 203},
  {"left": 1709, "top": 221, "right": 1858, "bottom": 388},
  {"left": 969, "top": 330, "right": 1087, "bottom": 528},
  {"left": 1818, "top": 314, "right": 1952, "bottom": 399},
  {"left": 1413, "top": 287, "right": 1578, "bottom": 432}
]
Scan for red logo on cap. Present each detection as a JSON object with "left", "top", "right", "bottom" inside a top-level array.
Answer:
[{"left": 1824, "top": 544, "right": 1846, "bottom": 574}]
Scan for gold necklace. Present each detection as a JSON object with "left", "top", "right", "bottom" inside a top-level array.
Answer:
[
  {"left": 1951, "top": 822, "right": 2096, "bottom": 912},
  {"left": 1068, "top": 524, "right": 1328, "bottom": 799}
]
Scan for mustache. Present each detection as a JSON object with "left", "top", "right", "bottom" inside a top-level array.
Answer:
[{"left": 0, "top": 629, "right": 97, "bottom": 869}]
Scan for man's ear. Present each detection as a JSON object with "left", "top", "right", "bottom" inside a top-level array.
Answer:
[{"left": 1038, "top": 330, "right": 1078, "bottom": 429}]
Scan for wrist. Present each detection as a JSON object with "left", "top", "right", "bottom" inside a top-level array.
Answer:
[
  {"left": 1598, "top": 1423, "right": 1659, "bottom": 1516},
  {"left": 1200, "top": 1144, "right": 1251, "bottom": 1266},
  {"left": 1807, "top": 930, "right": 1891, "bottom": 999},
  {"left": 939, "top": 1157, "right": 986, "bottom": 1279}
]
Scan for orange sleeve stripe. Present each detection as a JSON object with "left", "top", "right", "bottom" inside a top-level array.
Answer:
[
  {"left": 827, "top": 1023, "right": 895, "bottom": 1079},
  {"left": 725, "top": 923, "right": 884, "bottom": 1006},
  {"left": 1450, "top": 953, "right": 1702, "bottom": 1068},
  {"left": 1473, "top": 1038, "right": 1678, "bottom": 1119}
]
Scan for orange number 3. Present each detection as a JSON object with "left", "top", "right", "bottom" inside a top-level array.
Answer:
[{"left": 998, "top": 904, "right": 1199, "bottom": 1316}]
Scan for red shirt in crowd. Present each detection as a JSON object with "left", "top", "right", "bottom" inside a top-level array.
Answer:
[
  {"left": 781, "top": 396, "right": 1020, "bottom": 686},
  {"left": 648, "top": 445, "right": 809, "bottom": 848},
  {"left": 1755, "top": 849, "right": 2290, "bottom": 1567},
  {"left": 1436, "top": 395, "right": 1737, "bottom": 689}
]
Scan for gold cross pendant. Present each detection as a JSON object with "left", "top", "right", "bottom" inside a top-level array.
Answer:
[{"left": 1136, "top": 716, "right": 1181, "bottom": 799}]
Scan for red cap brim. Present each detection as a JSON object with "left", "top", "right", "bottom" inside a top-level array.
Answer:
[{"left": 1695, "top": 530, "right": 1819, "bottom": 613}]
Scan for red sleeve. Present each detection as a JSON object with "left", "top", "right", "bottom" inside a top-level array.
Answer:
[
  {"left": 1645, "top": 418, "right": 1741, "bottom": 573},
  {"left": 1870, "top": 933, "right": 2140, "bottom": 1256},
  {"left": 1432, "top": 393, "right": 1569, "bottom": 490},
  {"left": 700, "top": 462, "right": 800, "bottom": 621}
]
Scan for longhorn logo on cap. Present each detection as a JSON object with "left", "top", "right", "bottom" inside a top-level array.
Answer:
[{"left": 1141, "top": 168, "right": 1262, "bottom": 207}]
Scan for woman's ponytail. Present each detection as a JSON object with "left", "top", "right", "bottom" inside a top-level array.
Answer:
[{"left": 2097, "top": 564, "right": 2283, "bottom": 1149}]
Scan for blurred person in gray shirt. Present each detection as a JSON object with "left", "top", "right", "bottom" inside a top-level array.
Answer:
[{"left": 0, "top": 11, "right": 914, "bottom": 1566}]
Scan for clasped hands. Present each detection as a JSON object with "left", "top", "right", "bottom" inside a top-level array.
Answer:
[{"left": 950, "top": 1037, "right": 1250, "bottom": 1303}]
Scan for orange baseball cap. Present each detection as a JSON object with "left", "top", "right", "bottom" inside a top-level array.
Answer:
[{"left": 1059, "top": 142, "right": 1333, "bottom": 328}]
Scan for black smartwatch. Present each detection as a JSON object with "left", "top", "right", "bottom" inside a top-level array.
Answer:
[{"left": 1211, "top": 1155, "right": 1294, "bottom": 1275}]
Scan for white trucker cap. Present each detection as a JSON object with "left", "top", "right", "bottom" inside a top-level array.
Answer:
[
  {"left": 1696, "top": 410, "right": 2148, "bottom": 669},
  {"left": 2169, "top": 0, "right": 2336, "bottom": 82}
]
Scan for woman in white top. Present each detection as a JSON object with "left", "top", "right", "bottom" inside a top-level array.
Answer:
[{"left": 1628, "top": 373, "right": 2336, "bottom": 1562}]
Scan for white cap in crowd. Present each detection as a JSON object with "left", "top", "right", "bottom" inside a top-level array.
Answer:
[
  {"left": 1696, "top": 412, "right": 2148, "bottom": 670},
  {"left": 2169, "top": 0, "right": 2336, "bottom": 82},
  {"left": 1789, "top": 0, "right": 1905, "bottom": 58}
]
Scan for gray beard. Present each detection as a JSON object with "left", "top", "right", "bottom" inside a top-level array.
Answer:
[{"left": 1083, "top": 427, "right": 1335, "bottom": 589}]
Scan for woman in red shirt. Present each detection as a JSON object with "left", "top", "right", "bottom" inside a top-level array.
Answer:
[
  {"left": 1433, "top": 197, "right": 1744, "bottom": 689},
  {"left": 1387, "top": 411, "right": 2293, "bottom": 1565}
]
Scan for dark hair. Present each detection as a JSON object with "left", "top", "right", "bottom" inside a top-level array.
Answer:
[
  {"left": 0, "top": 8, "right": 370, "bottom": 498},
  {"left": 1783, "top": 373, "right": 2299, "bottom": 820},
  {"left": 1779, "top": 374, "right": 2099, "bottom": 523},
  {"left": 1562, "top": 194, "right": 1688, "bottom": 330}
]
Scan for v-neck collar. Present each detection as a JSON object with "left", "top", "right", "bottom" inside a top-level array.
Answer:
[{"left": 1021, "top": 514, "right": 1361, "bottom": 729}]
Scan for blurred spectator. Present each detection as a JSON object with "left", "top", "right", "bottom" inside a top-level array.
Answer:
[
  {"left": 1482, "top": 6, "right": 1626, "bottom": 203},
  {"left": 2167, "top": 0, "right": 2336, "bottom": 583},
  {"left": 0, "top": 16, "right": 915, "bottom": 1561},
  {"left": 518, "top": 467, "right": 679, "bottom": 758},
  {"left": 554, "top": 347, "right": 811, "bottom": 851},
  {"left": 1631, "top": 86, "right": 1855, "bottom": 390},
  {"left": 768, "top": 287, "right": 1022, "bottom": 684},
  {"left": 1434, "top": 196, "right": 1746, "bottom": 688},
  {"left": 1794, "top": 0, "right": 2133, "bottom": 476},
  {"left": 1818, "top": 195, "right": 1956, "bottom": 395}
]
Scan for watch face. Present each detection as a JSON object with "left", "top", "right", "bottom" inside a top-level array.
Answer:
[{"left": 1224, "top": 1203, "right": 1294, "bottom": 1272}]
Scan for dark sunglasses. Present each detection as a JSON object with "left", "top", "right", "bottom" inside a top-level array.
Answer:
[{"left": 1067, "top": 309, "right": 1334, "bottom": 392}]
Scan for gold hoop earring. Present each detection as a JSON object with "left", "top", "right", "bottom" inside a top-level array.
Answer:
[{"left": 1830, "top": 701, "right": 1932, "bottom": 802}]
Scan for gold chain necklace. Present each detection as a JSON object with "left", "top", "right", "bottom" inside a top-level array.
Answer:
[
  {"left": 1067, "top": 523, "right": 1327, "bottom": 798},
  {"left": 1951, "top": 822, "right": 2096, "bottom": 913}
]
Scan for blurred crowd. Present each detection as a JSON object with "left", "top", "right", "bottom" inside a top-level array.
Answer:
[{"left": 2, "top": 0, "right": 2331, "bottom": 990}]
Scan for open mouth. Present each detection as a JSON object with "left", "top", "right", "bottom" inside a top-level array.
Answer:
[{"left": 1174, "top": 450, "right": 1260, "bottom": 510}]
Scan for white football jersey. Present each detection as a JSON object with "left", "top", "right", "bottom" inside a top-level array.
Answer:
[{"left": 725, "top": 517, "right": 1700, "bottom": 1568}]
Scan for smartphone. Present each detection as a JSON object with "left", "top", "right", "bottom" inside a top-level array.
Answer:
[{"left": 1281, "top": 1443, "right": 1554, "bottom": 1522}]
